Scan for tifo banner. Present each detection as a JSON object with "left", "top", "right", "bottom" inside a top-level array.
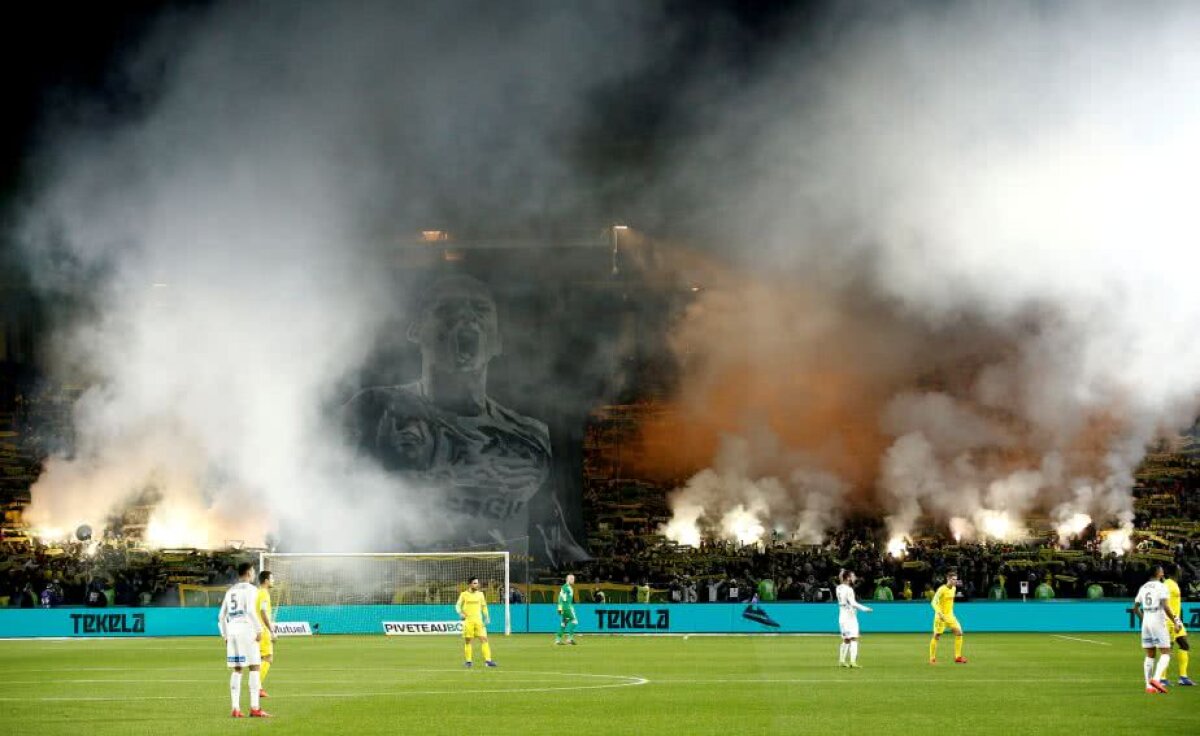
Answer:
[
  {"left": 0, "top": 602, "right": 1195, "bottom": 638},
  {"left": 382, "top": 621, "right": 464, "bottom": 636}
]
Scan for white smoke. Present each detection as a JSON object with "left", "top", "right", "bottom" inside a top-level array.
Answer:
[
  {"left": 660, "top": 1, "right": 1200, "bottom": 544},
  {"left": 661, "top": 432, "right": 848, "bottom": 547},
  {"left": 18, "top": 1, "right": 655, "bottom": 550}
]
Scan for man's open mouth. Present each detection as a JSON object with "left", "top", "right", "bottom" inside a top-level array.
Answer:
[{"left": 453, "top": 326, "right": 481, "bottom": 366}]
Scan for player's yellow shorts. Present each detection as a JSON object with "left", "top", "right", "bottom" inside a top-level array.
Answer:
[
  {"left": 1167, "top": 616, "right": 1188, "bottom": 640},
  {"left": 462, "top": 619, "right": 488, "bottom": 639},
  {"left": 933, "top": 614, "right": 962, "bottom": 636},
  {"left": 259, "top": 637, "right": 273, "bottom": 658}
]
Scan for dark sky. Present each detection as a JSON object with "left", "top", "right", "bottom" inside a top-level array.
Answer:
[
  {"left": 0, "top": 1, "right": 188, "bottom": 199},
  {"left": 0, "top": 0, "right": 825, "bottom": 207}
]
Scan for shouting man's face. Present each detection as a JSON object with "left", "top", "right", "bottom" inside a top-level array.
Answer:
[{"left": 409, "top": 276, "right": 502, "bottom": 373}]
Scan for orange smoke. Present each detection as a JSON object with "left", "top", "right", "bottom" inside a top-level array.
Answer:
[{"left": 625, "top": 248, "right": 928, "bottom": 503}]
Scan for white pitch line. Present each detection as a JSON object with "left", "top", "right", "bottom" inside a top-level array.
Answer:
[
  {"left": 1051, "top": 635, "right": 1112, "bottom": 646},
  {"left": 651, "top": 677, "right": 1116, "bottom": 685},
  {"left": 15, "top": 666, "right": 636, "bottom": 675},
  {"left": 0, "top": 675, "right": 650, "bottom": 701},
  {"left": 1, "top": 677, "right": 592, "bottom": 685}
]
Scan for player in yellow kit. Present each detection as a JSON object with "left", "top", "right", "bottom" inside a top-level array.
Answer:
[
  {"left": 456, "top": 577, "right": 497, "bottom": 668},
  {"left": 929, "top": 570, "right": 967, "bottom": 664},
  {"left": 256, "top": 571, "right": 277, "bottom": 698},
  {"left": 1164, "top": 565, "right": 1194, "bottom": 686}
]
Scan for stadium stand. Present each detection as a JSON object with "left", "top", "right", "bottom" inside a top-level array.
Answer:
[{"left": 2, "top": 393, "right": 1198, "bottom": 606}]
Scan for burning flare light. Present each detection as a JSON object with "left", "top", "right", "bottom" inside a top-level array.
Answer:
[
  {"left": 661, "top": 503, "right": 703, "bottom": 548},
  {"left": 1054, "top": 513, "right": 1093, "bottom": 546},
  {"left": 1100, "top": 526, "right": 1133, "bottom": 556},
  {"left": 721, "top": 504, "right": 766, "bottom": 547}
]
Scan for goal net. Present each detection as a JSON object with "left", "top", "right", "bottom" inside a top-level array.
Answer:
[{"left": 260, "top": 552, "right": 511, "bottom": 635}]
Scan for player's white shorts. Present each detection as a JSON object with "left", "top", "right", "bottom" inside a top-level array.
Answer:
[
  {"left": 226, "top": 628, "right": 262, "bottom": 668},
  {"left": 1141, "top": 621, "right": 1170, "bottom": 649},
  {"left": 839, "top": 615, "right": 860, "bottom": 639}
]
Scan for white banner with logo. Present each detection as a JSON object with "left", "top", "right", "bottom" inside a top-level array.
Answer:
[
  {"left": 383, "top": 620, "right": 464, "bottom": 636},
  {"left": 273, "top": 621, "right": 313, "bottom": 636}
]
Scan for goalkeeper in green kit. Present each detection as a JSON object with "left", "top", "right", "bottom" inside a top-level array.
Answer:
[{"left": 555, "top": 574, "right": 578, "bottom": 645}]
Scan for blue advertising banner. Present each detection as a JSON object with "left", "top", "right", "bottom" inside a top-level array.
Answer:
[
  {"left": 527, "top": 601, "right": 1198, "bottom": 635},
  {"left": 0, "top": 605, "right": 460, "bottom": 638},
  {"left": 0, "top": 608, "right": 217, "bottom": 638},
  {"left": 1, "top": 601, "right": 1194, "bottom": 638}
]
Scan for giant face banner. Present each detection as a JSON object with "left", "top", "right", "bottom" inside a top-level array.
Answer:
[{"left": 339, "top": 245, "right": 637, "bottom": 565}]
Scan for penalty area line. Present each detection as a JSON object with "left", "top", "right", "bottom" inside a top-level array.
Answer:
[{"left": 1051, "top": 635, "right": 1112, "bottom": 646}]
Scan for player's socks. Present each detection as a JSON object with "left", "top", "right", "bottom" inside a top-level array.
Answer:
[
  {"left": 1179, "top": 649, "right": 1189, "bottom": 678},
  {"left": 838, "top": 642, "right": 847, "bottom": 665},
  {"left": 953, "top": 635, "right": 963, "bottom": 659},
  {"left": 230, "top": 671, "right": 243, "bottom": 711},
  {"left": 249, "top": 671, "right": 261, "bottom": 710},
  {"left": 850, "top": 641, "right": 859, "bottom": 665},
  {"left": 260, "top": 660, "right": 270, "bottom": 684},
  {"left": 481, "top": 642, "right": 493, "bottom": 662},
  {"left": 1144, "top": 656, "right": 1155, "bottom": 686},
  {"left": 464, "top": 642, "right": 473, "bottom": 663},
  {"left": 929, "top": 638, "right": 938, "bottom": 662},
  {"left": 1155, "top": 654, "right": 1171, "bottom": 682},
  {"left": 567, "top": 621, "right": 578, "bottom": 639}
]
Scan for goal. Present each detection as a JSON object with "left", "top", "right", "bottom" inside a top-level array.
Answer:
[{"left": 259, "top": 551, "right": 511, "bottom": 635}]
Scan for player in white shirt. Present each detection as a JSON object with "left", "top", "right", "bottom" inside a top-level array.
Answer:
[
  {"left": 1134, "top": 566, "right": 1183, "bottom": 694},
  {"left": 218, "top": 562, "right": 270, "bottom": 717},
  {"left": 835, "top": 569, "right": 872, "bottom": 668}
]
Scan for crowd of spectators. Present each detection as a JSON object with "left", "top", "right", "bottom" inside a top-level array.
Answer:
[
  {"left": 570, "top": 456, "right": 1200, "bottom": 602},
  {"left": 0, "top": 537, "right": 249, "bottom": 608},
  {"left": 571, "top": 523, "right": 1199, "bottom": 604},
  {"left": 3, "top": 382, "right": 1199, "bottom": 607}
]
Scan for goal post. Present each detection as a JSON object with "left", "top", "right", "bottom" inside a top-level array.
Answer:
[{"left": 259, "top": 551, "right": 511, "bottom": 635}]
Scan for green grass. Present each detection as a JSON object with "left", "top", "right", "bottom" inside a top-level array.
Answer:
[{"left": 0, "top": 633, "right": 1194, "bottom": 735}]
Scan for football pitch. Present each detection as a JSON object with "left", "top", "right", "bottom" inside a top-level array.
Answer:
[{"left": 0, "top": 633, "right": 1193, "bottom": 735}]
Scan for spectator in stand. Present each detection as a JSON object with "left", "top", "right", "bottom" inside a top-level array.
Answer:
[
  {"left": 757, "top": 578, "right": 776, "bottom": 602},
  {"left": 726, "top": 579, "right": 741, "bottom": 602},
  {"left": 988, "top": 576, "right": 1008, "bottom": 600},
  {"left": 1034, "top": 577, "right": 1056, "bottom": 600},
  {"left": 706, "top": 578, "right": 721, "bottom": 602}
]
